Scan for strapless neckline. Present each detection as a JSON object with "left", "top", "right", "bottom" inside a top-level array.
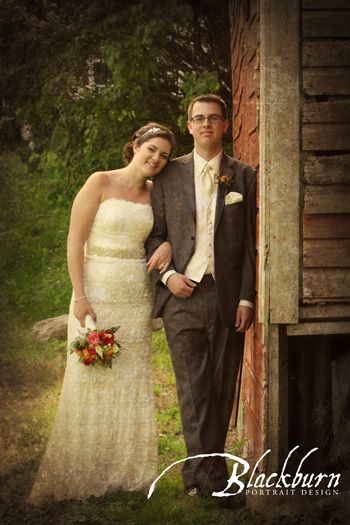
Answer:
[{"left": 100, "top": 198, "right": 152, "bottom": 209}]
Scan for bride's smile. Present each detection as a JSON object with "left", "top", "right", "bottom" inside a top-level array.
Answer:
[{"left": 133, "top": 137, "right": 171, "bottom": 177}]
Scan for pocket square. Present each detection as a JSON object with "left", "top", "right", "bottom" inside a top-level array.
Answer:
[{"left": 225, "top": 192, "right": 243, "bottom": 205}]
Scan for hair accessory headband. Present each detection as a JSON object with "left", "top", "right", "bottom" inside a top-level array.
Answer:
[{"left": 144, "top": 127, "right": 162, "bottom": 135}]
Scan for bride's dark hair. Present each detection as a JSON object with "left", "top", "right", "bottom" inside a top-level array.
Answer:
[{"left": 123, "top": 122, "right": 175, "bottom": 164}]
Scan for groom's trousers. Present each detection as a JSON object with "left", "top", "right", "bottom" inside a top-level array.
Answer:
[{"left": 161, "top": 274, "right": 245, "bottom": 494}]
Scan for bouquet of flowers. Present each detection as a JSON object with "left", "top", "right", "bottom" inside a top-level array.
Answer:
[{"left": 69, "top": 325, "right": 123, "bottom": 368}]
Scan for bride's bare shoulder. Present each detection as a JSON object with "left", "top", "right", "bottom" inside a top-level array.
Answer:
[{"left": 86, "top": 169, "right": 124, "bottom": 189}]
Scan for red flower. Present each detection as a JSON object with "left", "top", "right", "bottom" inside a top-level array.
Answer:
[
  {"left": 102, "top": 335, "right": 114, "bottom": 345},
  {"left": 88, "top": 348, "right": 97, "bottom": 354},
  {"left": 87, "top": 332, "right": 100, "bottom": 346}
]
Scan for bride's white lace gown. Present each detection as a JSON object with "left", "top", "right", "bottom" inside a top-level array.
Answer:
[{"left": 29, "top": 199, "right": 157, "bottom": 504}]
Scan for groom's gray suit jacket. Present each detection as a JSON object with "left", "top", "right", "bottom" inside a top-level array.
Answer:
[{"left": 146, "top": 151, "right": 257, "bottom": 326}]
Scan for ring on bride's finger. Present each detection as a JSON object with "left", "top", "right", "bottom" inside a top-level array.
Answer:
[{"left": 160, "top": 263, "right": 165, "bottom": 269}]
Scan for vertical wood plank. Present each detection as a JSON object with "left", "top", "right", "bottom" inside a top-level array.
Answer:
[
  {"left": 230, "top": 0, "right": 267, "bottom": 472},
  {"left": 259, "top": 0, "right": 300, "bottom": 325},
  {"left": 266, "top": 325, "right": 289, "bottom": 473}
]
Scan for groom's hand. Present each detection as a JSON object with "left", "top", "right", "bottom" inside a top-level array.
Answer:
[
  {"left": 167, "top": 274, "right": 196, "bottom": 298},
  {"left": 235, "top": 305, "right": 254, "bottom": 332}
]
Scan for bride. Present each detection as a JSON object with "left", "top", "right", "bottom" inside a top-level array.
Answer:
[{"left": 29, "top": 123, "right": 175, "bottom": 504}]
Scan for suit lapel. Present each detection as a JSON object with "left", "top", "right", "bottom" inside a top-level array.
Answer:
[
  {"left": 214, "top": 153, "right": 236, "bottom": 233},
  {"left": 179, "top": 151, "right": 196, "bottom": 221}
]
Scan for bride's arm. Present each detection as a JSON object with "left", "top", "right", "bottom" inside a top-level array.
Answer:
[{"left": 67, "top": 173, "right": 104, "bottom": 327}]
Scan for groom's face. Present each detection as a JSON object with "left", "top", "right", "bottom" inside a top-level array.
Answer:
[{"left": 187, "top": 101, "right": 229, "bottom": 153}]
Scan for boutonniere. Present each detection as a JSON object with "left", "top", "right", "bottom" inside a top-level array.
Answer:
[{"left": 215, "top": 174, "right": 231, "bottom": 188}]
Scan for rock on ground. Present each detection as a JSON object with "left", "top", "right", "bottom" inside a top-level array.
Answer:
[
  {"left": 33, "top": 315, "right": 164, "bottom": 342},
  {"left": 153, "top": 318, "right": 164, "bottom": 332},
  {"left": 33, "top": 314, "right": 68, "bottom": 342}
]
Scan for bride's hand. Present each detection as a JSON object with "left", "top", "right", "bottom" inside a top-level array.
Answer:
[
  {"left": 147, "top": 241, "right": 172, "bottom": 274},
  {"left": 73, "top": 299, "right": 97, "bottom": 328}
]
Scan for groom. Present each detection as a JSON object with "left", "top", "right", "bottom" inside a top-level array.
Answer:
[{"left": 146, "top": 93, "right": 257, "bottom": 496}]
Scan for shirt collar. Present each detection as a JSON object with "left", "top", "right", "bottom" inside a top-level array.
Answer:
[{"left": 194, "top": 150, "right": 222, "bottom": 176}]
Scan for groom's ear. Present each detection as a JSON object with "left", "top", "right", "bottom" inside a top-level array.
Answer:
[{"left": 187, "top": 121, "right": 193, "bottom": 135}]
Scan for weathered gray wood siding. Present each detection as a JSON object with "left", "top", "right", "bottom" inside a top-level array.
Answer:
[{"left": 302, "top": 0, "right": 350, "bottom": 305}]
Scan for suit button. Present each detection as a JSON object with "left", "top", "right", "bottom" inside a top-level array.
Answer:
[{"left": 191, "top": 236, "right": 195, "bottom": 240}]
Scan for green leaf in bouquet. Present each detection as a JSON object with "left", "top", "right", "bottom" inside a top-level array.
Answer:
[
  {"left": 69, "top": 338, "right": 82, "bottom": 353},
  {"left": 95, "top": 345, "right": 104, "bottom": 359},
  {"left": 110, "top": 326, "right": 120, "bottom": 333}
]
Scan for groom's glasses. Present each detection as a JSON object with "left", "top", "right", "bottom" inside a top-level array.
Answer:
[{"left": 190, "top": 114, "right": 225, "bottom": 124}]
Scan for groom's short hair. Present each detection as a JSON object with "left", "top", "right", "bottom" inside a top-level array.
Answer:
[{"left": 187, "top": 94, "right": 227, "bottom": 121}]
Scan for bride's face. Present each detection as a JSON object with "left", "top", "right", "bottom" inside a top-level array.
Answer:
[{"left": 133, "top": 137, "right": 171, "bottom": 177}]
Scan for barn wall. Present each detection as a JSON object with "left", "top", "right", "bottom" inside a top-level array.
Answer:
[
  {"left": 301, "top": 0, "right": 350, "bottom": 306},
  {"left": 230, "top": 0, "right": 350, "bottom": 474},
  {"left": 285, "top": 0, "right": 350, "bottom": 471},
  {"left": 229, "top": 0, "right": 265, "bottom": 467}
]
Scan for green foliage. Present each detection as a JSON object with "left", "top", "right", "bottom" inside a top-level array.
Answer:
[
  {"left": 177, "top": 70, "right": 221, "bottom": 133},
  {"left": 0, "top": 152, "right": 71, "bottom": 324},
  {"left": 2, "top": 0, "right": 233, "bottom": 199},
  {"left": 231, "top": 439, "right": 247, "bottom": 455}
]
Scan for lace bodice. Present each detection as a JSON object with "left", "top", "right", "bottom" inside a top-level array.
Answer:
[{"left": 86, "top": 198, "right": 154, "bottom": 258}]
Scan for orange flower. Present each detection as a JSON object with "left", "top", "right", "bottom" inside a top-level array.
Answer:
[
  {"left": 216, "top": 174, "right": 231, "bottom": 188},
  {"left": 106, "top": 349, "right": 114, "bottom": 356}
]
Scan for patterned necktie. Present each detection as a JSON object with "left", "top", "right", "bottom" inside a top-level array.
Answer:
[{"left": 198, "top": 163, "right": 214, "bottom": 203}]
